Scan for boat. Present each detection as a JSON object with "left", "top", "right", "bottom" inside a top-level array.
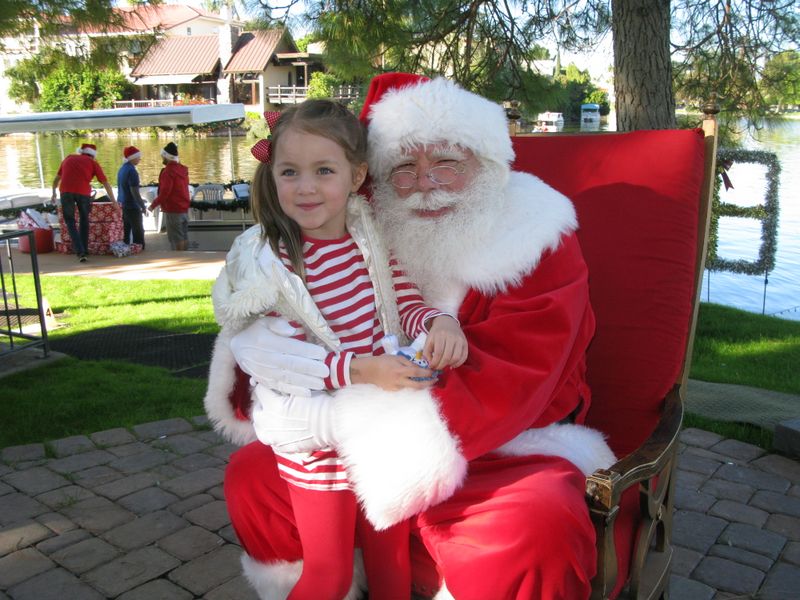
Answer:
[
  {"left": 533, "top": 112, "right": 564, "bottom": 132},
  {"left": 0, "top": 103, "right": 249, "bottom": 251},
  {"left": 580, "top": 103, "right": 601, "bottom": 130}
]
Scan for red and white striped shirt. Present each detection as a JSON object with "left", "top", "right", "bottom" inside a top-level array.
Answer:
[{"left": 271, "top": 232, "right": 441, "bottom": 491}]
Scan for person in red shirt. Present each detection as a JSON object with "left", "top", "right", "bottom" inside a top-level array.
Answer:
[
  {"left": 149, "top": 142, "right": 191, "bottom": 251},
  {"left": 51, "top": 143, "right": 116, "bottom": 261}
]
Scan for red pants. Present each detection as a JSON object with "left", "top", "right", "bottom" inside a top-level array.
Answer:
[{"left": 225, "top": 443, "right": 596, "bottom": 600}]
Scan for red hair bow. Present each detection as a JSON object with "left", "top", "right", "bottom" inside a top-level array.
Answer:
[{"left": 251, "top": 111, "right": 282, "bottom": 163}]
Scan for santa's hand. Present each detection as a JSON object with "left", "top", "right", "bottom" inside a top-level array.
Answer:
[
  {"left": 251, "top": 385, "right": 335, "bottom": 453},
  {"left": 229, "top": 317, "right": 329, "bottom": 397}
]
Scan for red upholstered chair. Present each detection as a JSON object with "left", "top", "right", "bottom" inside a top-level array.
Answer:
[{"left": 511, "top": 113, "right": 718, "bottom": 599}]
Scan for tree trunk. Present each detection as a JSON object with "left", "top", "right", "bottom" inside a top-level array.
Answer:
[{"left": 612, "top": 0, "right": 676, "bottom": 131}]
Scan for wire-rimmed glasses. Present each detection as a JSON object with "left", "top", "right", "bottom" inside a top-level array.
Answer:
[{"left": 389, "top": 163, "right": 466, "bottom": 189}]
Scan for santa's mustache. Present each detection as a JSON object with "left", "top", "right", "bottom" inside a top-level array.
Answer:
[{"left": 397, "top": 189, "right": 459, "bottom": 212}]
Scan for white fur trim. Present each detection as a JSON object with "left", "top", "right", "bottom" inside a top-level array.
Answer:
[
  {"left": 332, "top": 385, "right": 467, "bottom": 530},
  {"left": 203, "top": 327, "right": 257, "bottom": 446},
  {"left": 433, "top": 582, "right": 455, "bottom": 600},
  {"left": 495, "top": 423, "right": 616, "bottom": 476},
  {"left": 123, "top": 151, "right": 141, "bottom": 162},
  {"left": 366, "top": 77, "right": 514, "bottom": 182},
  {"left": 161, "top": 149, "right": 179, "bottom": 162},
  {"left": 241, "top": 551, "right": 366, "bottom": 600},
  {"left": 77, "top": 146, "right": 97, "bottom": 157}
]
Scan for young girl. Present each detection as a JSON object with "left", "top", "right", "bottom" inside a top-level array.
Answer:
[{"left": 213, "top": 100, "right": 468, "bottom": 600}]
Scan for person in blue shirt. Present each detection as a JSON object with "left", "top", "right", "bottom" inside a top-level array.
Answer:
[{"left": 117, "top": 146, "right": 148, "bottom": 248}]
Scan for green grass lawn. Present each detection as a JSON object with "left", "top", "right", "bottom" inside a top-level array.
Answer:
[{"left": 2, "top": 276, "right": 798, "bottom": 450}]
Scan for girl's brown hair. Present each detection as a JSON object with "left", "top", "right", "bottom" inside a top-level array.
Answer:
[{"left": 250, "top": 99, "right": 368, "bottom": 280}]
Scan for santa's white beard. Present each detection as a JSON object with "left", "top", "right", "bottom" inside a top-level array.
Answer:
[{"left": 373, "top": 163, "right": 507, "bottom": 295}]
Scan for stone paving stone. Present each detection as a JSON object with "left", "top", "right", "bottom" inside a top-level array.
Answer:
[
  {"left": 92, "top": 472, "right": 158, "bottom": 501},
  {"left": 48, "top": 435, "right": 95, "bottom": 457},
  {"left": 680, "top": 428, "right": 725, "bottom": 449},
  {"left": 157, "top": 525, "right": 225, "bottom": 561},
  {"left": 102, "top": 510, "right": 187, "bottom": 550},
  {"left": 184, "top": 499, "right": 229, "bottom": 531},
  {"left": 708, "top": 543, "right": 774, "bottom": 571},
  {"left": 35, "top": 511, "right": 77, "bottom": 535},
  {"left": 752, "top": 454, "right": 800, "bottom": 484},
  {"left": 791, "top": 484, "right": 800, "bottom": 499},
  {"left": 83, "top": 546, "right": 181, "bottom": 597},
  {"left": 708, "top": 499, "right": 769, "bottom": 527},
  {"left": 675, "top": 485, "right": 716, "bottom": 512},
  {"left": 700, "top": 478, "right": 755, "bottom": 503},
  {"left": 673, "top": 511, "right": 728, "bottom": 553},
  {"left": 219, "top": 524, "right": 240, "bottom": 545},
  {"left": 194, "top": 429, "right": 223, "bottom": 445},
  {"left": 116, "top": 578, "right": 193, "bottom": 600},
  {"left": 692, "top": 555, "right": 765, "bottom": 595},
  {"left": 719, "top": 522, "right": 787, "bottom": 559},
  {"left": 108, "top": 448, "right": 174, "bottom": 474},
  {"left": 758, "top": 561, "right": 800, "bottom": 600},
  {"left": 60, "top": 496, "right": 135, "bottom": 535},
  {"left": 46, "top": 449, "right": 116, "bottom": 475},
  {"left": 0, "top": 492, "right": 47, "bottom": 527},
  {"left": 751, "top": 490, "right": 800, "bottom": 518},
  {"left": 191, "top": 414, "right": 210, "bottom": 428},
  {"left": 0, "top": 546, "right": 55, "bottom": 588},
  {"left": 208, "top": 442, "right": 239, "bottom": 462},
  {"left": 106, "top": 441, "right": 151, "bottom": 458},
  {"left": 132, "top": 418, "right": 193, "bottom": 440},
  {"left": 0, "top": 463, "right": 11, "bottom": 476},
  {"left": 0, "top": 481, "right": 13, "bottom": 495},
  {"left": 71, "top": 465, "right": 123, "bottom": 488},
  {"left": 172, "top": 452, "right": 225, "bottom": 471},
  {"left": 155, "top": 433, "right": 212, "bottom": 455},
  {"left": 205, "top": 573, "right": 261, "bottom": 600},
  {"left": 709, "top": 439, "right": 766, "bottom": 462},
  {"left": 668, "top": 574, "right": 715, "bottom": 600},
  {"left": 50, "top": 537, "right": 120, "bottom": 574},
  {"left": 715, "top": 463, "right": 791, "bottom": 493},
  {"left": 678, "top": 452, "right": 724, "bottom": 476},
  {"left": 676, "top": 469, "right": 709, "bottom": 490},
  {"left": 209, "top": 484, "right": 225, "bottom": 500},
  {"left": 671, "top": 545, "right": 704, "bottom": 577},
  {"left": 150, "top": 463, "right": 186, "bottom": 480},
  {"left": 90, "top": 427, "right": 136, "bottom": 448},
  {"left": 765, "top": 514, "right": 800, "bottom": 542},
  {"left": 6, "top": 567, "right": 105, "bottom": 600},
  {"left": 2, "top": 466, "right": 70, "bottom": 496},
  {"left": 167, "top": 493, "right": 214, "bottom": 516},
  {"left": 167, "top": 543, "right": 243, "bottom": 595},
  {"left": 782, "top": 541, "right": 800, "bottom": 566},
  {"left": 1, "top": 443, "right": 45, "bottom": 464},
  {"left": 159, "top": 467, "right": 224, "bottom": 498},
  {"left": 683, "top": 446, "right": 747, "bottom": 466},
  {"left": 35, "top": 529, "right": 92, "bottom": 555},
  {"left": 35, "top": 484, "right": 96, "bottom": 509},
  {"left": 117, "top": 486, "right": 180, "bottom": 515},
  {"left": 0, "top": 519, "right": 52, "bottom": 557}
]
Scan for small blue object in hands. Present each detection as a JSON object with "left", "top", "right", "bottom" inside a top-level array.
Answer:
[{"left": 382, "top": 333, "right": 441, "bottom": 381}]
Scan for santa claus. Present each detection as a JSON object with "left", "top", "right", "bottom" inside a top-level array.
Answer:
[{"left": 204, "top": 73, "right": 615, "bottom": 599}]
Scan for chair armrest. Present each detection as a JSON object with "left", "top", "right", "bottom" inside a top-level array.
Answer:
[{"left": 586, "top": 384, "right": 684, "bottom": 511}]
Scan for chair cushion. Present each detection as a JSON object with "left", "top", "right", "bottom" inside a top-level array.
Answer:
[{"left": 512, "top": 130, "right": 705, "bottom": 457}]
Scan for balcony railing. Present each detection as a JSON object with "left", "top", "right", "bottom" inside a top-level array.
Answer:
[
  {"left": 113, "top": 99, "right": 176, "bottom": 109},
  {"left": 267, "top": 85, "right": 361, "bottom": 105}
]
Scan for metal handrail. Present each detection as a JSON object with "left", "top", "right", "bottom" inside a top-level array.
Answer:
[{"left": 0, "top": 230, "right": 49, "bottom": 359}]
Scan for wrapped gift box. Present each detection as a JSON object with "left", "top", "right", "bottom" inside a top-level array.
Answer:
[{"left": 57, "top": 202, "right": 123, "bottom": 255}]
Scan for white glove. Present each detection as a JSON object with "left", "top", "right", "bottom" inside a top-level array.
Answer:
[
  {"left": 230, "top": 317, "right": 329, "bottom": 397},
  {"left": 251, "top": 385, "right": 336, "bottom": 453}
]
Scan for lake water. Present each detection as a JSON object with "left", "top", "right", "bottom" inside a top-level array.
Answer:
[{"left": 1, "top": 119, "right": 798, "bottom": 319}]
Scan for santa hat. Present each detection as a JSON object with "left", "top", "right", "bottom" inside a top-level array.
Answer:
[
  {"left": 77, "top": 143, "right": 97, "bottom": 158},
  {"left": 123, "top": 146, "right": 141, "bottom": 162},
  {"left": 161, "top": 142, "right": 179, "bottom": 162},
  {"left": 359, "top": 73, "right": 514, "bottom": 182}
]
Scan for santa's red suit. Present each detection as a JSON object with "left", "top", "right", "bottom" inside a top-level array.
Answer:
[{"left": 204, "top": 74, "right": 615, "bottom": 600}]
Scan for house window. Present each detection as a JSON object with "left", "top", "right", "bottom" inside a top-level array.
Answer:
[{"left": 288, "top": 72, "right": 293, "bottom": 86}]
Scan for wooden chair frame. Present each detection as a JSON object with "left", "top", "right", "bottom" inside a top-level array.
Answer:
[{"left": 584, "top": 110, "right": 719, "bottom": 600}]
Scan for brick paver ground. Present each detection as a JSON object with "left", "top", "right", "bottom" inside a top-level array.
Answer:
[{"left": 1, "top": 420, "right": 798, "bottom": 599}]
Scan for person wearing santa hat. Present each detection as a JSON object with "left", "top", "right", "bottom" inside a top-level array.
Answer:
[
  {"left": 150, "top": 142, "right": 191, "bottom": 251},
  {"left": 117, "top": 146, "right": 148, "bottom": 249},
  {"left": 204, "top": 73, "right": 615, "bottom": 600},
  {"left": 51, "top": 143, "right": 116, "bottom": 261}
]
